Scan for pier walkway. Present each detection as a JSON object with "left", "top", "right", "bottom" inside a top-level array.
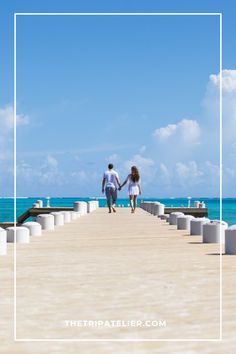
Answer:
[{"left": 0, "top": 208, "right": 235, "bottom": 353}]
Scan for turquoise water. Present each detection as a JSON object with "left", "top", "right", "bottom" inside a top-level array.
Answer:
[{"left": 0, "top": 197, "right": 235, "bottom": 226}]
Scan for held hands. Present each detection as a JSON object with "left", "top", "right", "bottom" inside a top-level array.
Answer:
[{"left": 118, "top": 186, "right": 122, "bottom": 191}]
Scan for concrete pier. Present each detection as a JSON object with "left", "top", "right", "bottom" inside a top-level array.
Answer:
[
  {"left": 3, "top": 205, "right": 207, "bottom": 226},
  {"left": 0, "top": 208, "right": 235, "bottom": 353}
]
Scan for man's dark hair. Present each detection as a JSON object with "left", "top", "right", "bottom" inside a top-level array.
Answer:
[{"left": 108, "top": 163, "right": 113, "bottom": 170}]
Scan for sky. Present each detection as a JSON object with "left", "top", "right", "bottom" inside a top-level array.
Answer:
[{"left": 0, "top": 0, "right": 236, "bottom": 198}]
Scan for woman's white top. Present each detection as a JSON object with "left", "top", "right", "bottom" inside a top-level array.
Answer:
[{"left": 126, "top": 174, "right": 141, "bottom": 195}]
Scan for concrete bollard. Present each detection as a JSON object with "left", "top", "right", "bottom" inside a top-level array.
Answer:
[
  {"left": 74, "top": 201, "right": 81, "bottom": 212},
  {"left": 50, "top": 212, "right": 64, "bottom": 226},
  {"left": 87, "top": 201, "right": 97, "bottom": 213},
  {"left": 145, "top": 202, "right": 151, "bottom": 213},
  {"left": 151, "top": 203, "right": 157, "bottom": 215},
  {"left": 37, "top": 200, "right": 43, "bottom": 208},
  {"left": 153, "top": 202, "right": 162, "bottom": 215},
  {"left": 140, "top": 202, "right": 146, "bottom": 210},
  {"left": 140, "top": 202, "right": 145, "bottom": 210},
  {"left": 160, "top": 214, "right": 169, "bottom": 222},
  {"left": 177, "top": 215, "right": 194, "bottom": 231},
  {"left": 156, "top": 203, "right": 165, "bottom": 217},
  {"left": 151, "top": 203, "right": 158, "bottom": 215},
  {"left": 169, "top": 212, "right": 184, "bottom": 226},
  {"left": 61, "top": 211, "right": 71, "bottom": 223},
  {"left": 74, "top": 201, "right": 87, "bottom": 215},
  {"left": 70, "top": 211, "right": 78, "bottom": 220},
  {"left": 190, "top": 218, "right": 210, "bottom": 236},
  {"left": 0, "top": 227, "right": 7, "bottom": 255},
  {"left": 203, "top": 220, "right": 228, "bottom": 244},
  {"left": 23, "top": 222, "right": 42, "bottom": 236},
  {"left": 90, "top": 201, "right": 98, "bottom": 211},
  {"left": 146, "top": 202, "right": 151, "bottom": 212},
  {"left": 87, "top": 202, "right": 91, "bottom": 213},
  {"left": 36, "top": 214, "right": 55, "bottom": 231},
  {"left": 194, "top": 201, "right": 200, "bottom": 208},
  {"left": 147, "top": 202, "right": 154, "bottom": 214},
  {"left": 151, "top": 202, "right": 160, "bottom": 215},
  {"left": 33, "top": 203, "right": 40, "bottom": 208},
  {"left": 7, "top": 227, "right": 30, "bottom": 243},
  {"left": 143, "top": 202, "right": 152, "bottom": 213},
  {"left": 225, "top": 225, "right": 236, "bottom": 255}
]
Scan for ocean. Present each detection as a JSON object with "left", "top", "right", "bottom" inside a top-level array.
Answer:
[{"left": 0, "top": 197, "right": 235, "bottom": 226}]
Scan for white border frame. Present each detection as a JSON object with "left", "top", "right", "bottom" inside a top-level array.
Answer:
[{"left": 13, "top": 12, "right": 223, "bottom": 342}]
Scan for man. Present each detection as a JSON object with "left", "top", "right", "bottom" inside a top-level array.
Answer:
[{"left": 102, "top": 163, "right": 121, "bottom": 213}]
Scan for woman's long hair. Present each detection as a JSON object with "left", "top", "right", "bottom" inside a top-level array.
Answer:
[{"left": 130, "top": 166, "right": 140, "bottom": 182}]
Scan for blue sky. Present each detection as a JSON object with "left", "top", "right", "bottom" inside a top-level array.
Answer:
[{"left": 0, "top": 0, "right": 236, "bottom": 197}]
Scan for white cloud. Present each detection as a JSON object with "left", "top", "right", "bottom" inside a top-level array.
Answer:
[
  {"left": 178, "top": 119, "right": 201, "bottom": 143},
  {"left": 176, "top": 161, "right": 203, "bottom": 179},
  {"left": 153, "top": 119, "right": 201, "bottom": 144},
  {"left": 153, "top": 124, "right": 176, "bottom": 140},
  {"left": 176, "top": 162, "right": 190, "bottom": 179},
  {"left": 18, "top": 164, "right": 42, "bottom": 181},
  {"left": 124, "top": 154, "right": 154, "bottom": 171},
  {"left": 5, "top": 69, "right": 236, "bottom": 197},
  {"left": 150, "top": 69, "right": 236, "bottom": 194},
  {"left": 0, "top": 105, "right": 29, "bottom": 133},
  {"left": 208, "top": 69, "right": 236, "bottom": 93},
  {"left": 124, "top": 154, "right": 155, "bottom": 184},
  {"left": 203, "top": 69, "right": 236, "bottom": 186},
  {"left": 204, "top": 70, "right": 236, "bottom": 131},
  {"left": 0, "top": 105, "right": 30, "bottom": 162},
  {"left": 16, "top": 155, "right": 65, "bottom": 186}
]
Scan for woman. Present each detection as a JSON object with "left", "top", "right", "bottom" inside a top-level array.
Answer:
[{"left": 120, "top": 166, "right": 141, "bottom": 213}]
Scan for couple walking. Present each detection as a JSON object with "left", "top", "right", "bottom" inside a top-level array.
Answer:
[{"left": 102, "top": 163, "right": 141, "bottom": 214}]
